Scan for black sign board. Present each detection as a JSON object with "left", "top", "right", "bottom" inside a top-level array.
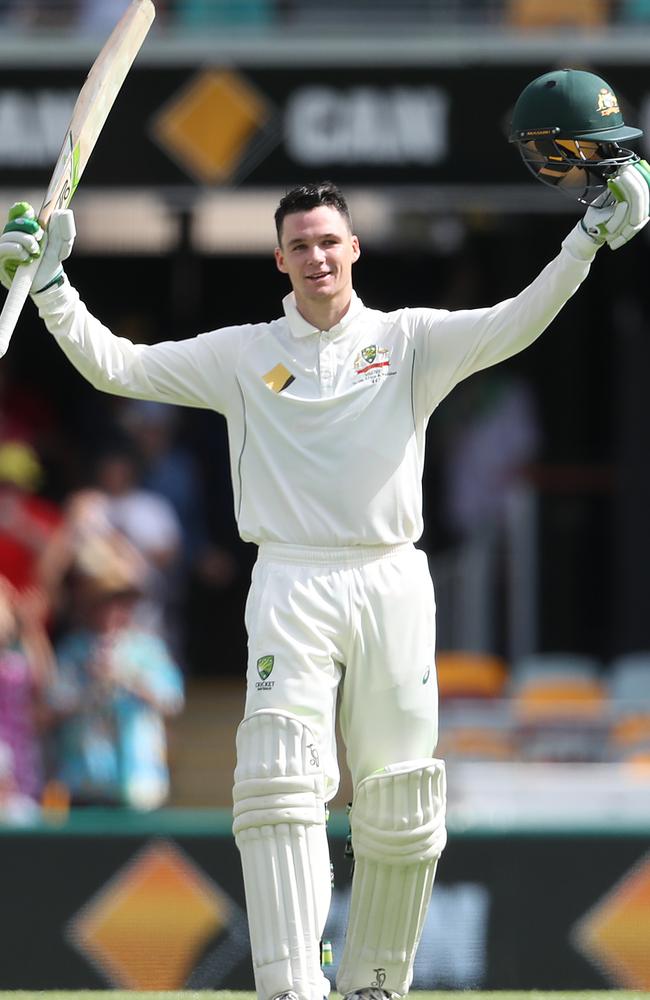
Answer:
[{"left": 0, "top": 63, "right": 646, "bottom": 190}]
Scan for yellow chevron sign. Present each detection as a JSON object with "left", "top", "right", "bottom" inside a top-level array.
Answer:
[
  {"left": 572, "top": 851, "right": 650, "bottom": 989},
  {"left": 152, "top": 69, "right": 270, "bottom": 184},
  {"left": 67, "top": 840, "right": 228, "bottom": 988}
]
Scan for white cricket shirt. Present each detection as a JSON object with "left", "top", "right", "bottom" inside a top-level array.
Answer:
[{"left": 36, "top": 225, "right": 597, "bottom": 548}]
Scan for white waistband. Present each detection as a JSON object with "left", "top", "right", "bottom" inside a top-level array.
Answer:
[{"left": 257, "top": 541, "right": 414, "bottom": 566}]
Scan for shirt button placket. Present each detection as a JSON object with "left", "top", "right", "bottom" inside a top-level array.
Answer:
[{"left": 319, "top": 332, "right": 335, "bottom": 397}]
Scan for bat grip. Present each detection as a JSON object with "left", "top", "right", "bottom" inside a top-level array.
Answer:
[{"left": 0, "top": 256, "right": 42, "bottom": 359}]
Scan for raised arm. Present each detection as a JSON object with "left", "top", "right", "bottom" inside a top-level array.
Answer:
[
  {"left": 0, "top": 204, "right": 239, "bottom": 413},
  {"left": 414, "top": 163, "right": 650, "bottom": 413}
]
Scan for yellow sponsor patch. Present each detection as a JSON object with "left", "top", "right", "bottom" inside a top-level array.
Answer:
[{"left": 262, "top": 363, "right": 295, "bottom": 393}]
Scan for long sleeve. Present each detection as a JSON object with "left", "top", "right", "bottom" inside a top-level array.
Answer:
[
  {"left": 411, "top": 223, "right": 599, "bottom": 417},
  {"left": 34, "top": 280, "right": 242, "bottom": 415}
]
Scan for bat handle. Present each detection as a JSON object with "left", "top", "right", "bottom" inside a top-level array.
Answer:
[{"left": 0, "top": 256, "right": 42, "bottom": 359}]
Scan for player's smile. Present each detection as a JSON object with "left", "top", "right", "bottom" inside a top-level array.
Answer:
[{"left": 274, "top": 205, "right": 361, "bottom": 325}]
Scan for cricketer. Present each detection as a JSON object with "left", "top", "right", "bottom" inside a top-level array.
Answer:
[{"left": 0, "top": 67, "right": 648, "bottom": 1000}]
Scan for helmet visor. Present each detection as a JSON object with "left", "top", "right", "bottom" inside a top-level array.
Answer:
[{"left": 518, "top": 137, "right": 639, "bottom": 205}]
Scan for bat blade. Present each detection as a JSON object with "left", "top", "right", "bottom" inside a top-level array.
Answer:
[
  {"left": 0, "top": 0, "right": 155, "bottom": 358},
  {"left": 40, "top": 0, "right": 155, "bottom": 227}
]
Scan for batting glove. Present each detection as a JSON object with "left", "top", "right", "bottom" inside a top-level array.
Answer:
[
  {"left": 581, "top": 160, "right": 650, "bottom": 251},
  {"left": 0, "top": 202, "right": 76, "bottom": 293}
]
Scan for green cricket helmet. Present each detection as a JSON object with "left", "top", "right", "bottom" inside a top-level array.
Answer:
[{"left": 509, "top": 68, "right": 643, "bottom": 205}]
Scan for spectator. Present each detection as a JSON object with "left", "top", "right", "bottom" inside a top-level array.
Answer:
[
  {"left": 432, "top": 372, "right": 541, "bottom": 654},
  {"left": 0, "top": 739, "right": 39, "bottom": 825},
  {"left": 0, "top": 367, "right": 57, "bottom": 445},
  {"left": 440, "top": 373, "right": 540, "bottom": 541},
  {"left": 0, "top": 440, "right": 62, "bottom": 595},
  {"left": 45, "top": 554, "right": 184, "bottom": 810},
  {"left": 91, "top": 445, "right": 183, "bottom": 644},
  {"left": 117, "top": 401, "right": 249, "bottom": 676},
  {"left": 0, "top": 575, "right": 55, "bottom": 806},
  {"left": 118, "top": 401, "right": 216, "bottom": 568},
  {"left": 119, "top": 399, "right": 239, "bottom": 580},
  {"left": 37, "top": 487, "right": 149, "bottom": 633}
]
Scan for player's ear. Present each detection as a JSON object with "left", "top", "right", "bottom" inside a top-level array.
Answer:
[
  {"left": 274, "top": 246, "right": 288, "bottom": 274},
  {"left": 351, "top": 234, "right": 361, "bottom": 263}
]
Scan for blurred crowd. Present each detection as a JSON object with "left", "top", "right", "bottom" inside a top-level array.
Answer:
[
  {"left": 0, "top": 362, "right": 250, "bottom": 824},
  {"left": 2, "top": 0, "right": 650, "bottom": 33}
]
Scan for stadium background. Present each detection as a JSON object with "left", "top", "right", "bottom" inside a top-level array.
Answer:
[{"left": 1, "top": 0, "right": 650, "bottom": 992}]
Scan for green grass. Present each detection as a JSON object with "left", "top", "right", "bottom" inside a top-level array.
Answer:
[{"left": 0, "top": 992, "right": 648, "bottom": 1000}]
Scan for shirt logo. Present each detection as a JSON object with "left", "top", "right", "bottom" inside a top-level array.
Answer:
[
  {"left": 353, "top": 344, "right": 393, "bottom": 383},
  {"left": 255, "top": 654, "right": 275, "bottom": 690},
  {"left": 257, "top": 654, "right": 274, "bottom": 680}
]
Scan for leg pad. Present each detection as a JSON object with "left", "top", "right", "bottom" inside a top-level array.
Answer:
[
  {"left": 336, "top": 758, "right": 447, "bottom": 996},
  {"left": 233, "top": 710, "right": 331, "bottom": 1000}
]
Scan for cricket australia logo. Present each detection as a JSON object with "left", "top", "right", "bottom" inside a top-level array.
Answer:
[
  {"left": 255, "top": 654, "right": 275, "bottom": 690},
  {"left": 352, "top": 344, "right": 394, "bottom": 384}
]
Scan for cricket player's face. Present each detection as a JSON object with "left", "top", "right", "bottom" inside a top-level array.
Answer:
[{"left": 275, "top": 206, "right": 360, "bottom": 305}]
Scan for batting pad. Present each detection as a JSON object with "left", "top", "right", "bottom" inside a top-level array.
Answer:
[
  {"left": 232, "top": 710, "right": 332, "bottom": 1000},
  {"left": 336, "top": 758, "right": 447, "bottom": 996}
]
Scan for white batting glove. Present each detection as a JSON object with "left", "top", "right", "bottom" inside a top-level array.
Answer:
[
  {"left": 0, "top": 202, "right": 76, "bottom": 293},
  {"left": 581, "top": 160, "right": 650, "bottom": 251}
]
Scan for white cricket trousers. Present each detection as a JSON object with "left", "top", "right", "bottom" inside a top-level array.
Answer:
[{"left": 242, "top": 541, "right": 439, "bottom": 795}]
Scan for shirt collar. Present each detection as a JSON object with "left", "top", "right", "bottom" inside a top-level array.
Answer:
[{"left": 282, "top": 290, "right": 365, "bottom": 339}]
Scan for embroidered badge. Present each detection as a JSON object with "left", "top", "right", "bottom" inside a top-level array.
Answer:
[
  {"left": 597, "top": 87, "right": 620, "bottom": 117},
  {"left": 352, "top": 345, "right": 393, "bottom": 384},
  {"left": 255, "top": 654, "right": 275, "bottom": 690}
]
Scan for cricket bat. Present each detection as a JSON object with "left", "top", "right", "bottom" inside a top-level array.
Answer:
[{"left": 0, "top": 0, "right": 155, "bottom": 359}]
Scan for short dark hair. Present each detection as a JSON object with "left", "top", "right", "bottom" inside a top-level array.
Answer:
[{"left": 275, "top": 181, "right": 352, "bottom": 244}]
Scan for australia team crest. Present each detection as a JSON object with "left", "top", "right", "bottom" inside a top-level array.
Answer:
[{"left": 353, "top": 344, "right": 393, "bottom": 384}]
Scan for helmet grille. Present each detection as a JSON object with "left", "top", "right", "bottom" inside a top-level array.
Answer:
[{"left": 517, "top": 137, "right": 639, "bottom": 204}]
